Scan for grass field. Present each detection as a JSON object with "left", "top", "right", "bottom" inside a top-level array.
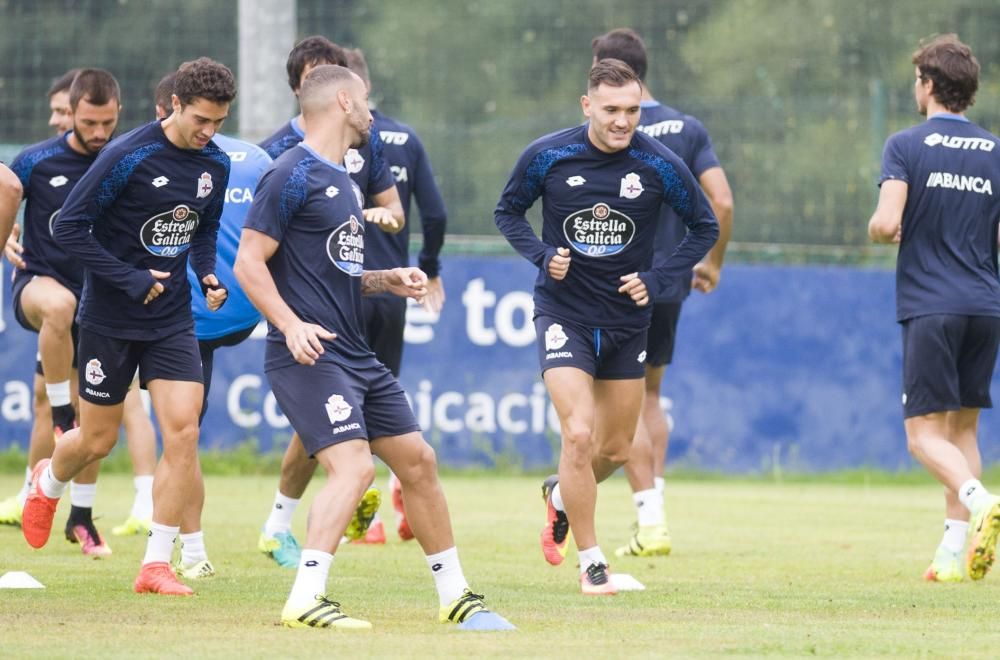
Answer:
[{"left": 2, "top": 471, "right": 1000, "bottom": 658}]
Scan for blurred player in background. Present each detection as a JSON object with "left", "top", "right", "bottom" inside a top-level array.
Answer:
[
  {"left": 495, "top": 59, "right": 718, "bottom": 594},
  {"left": 47, "top": 68, "right": 80, "bottom": 135},
  {"left": 1, "top": 70, "right": 125, "bottom": 557},
  {"left": 257, "top": 35, "right": 405, "bottom": 566},
  {"left": 591, "top": 28, "right": 734, "bottom": 558},
  {"left": 868, "top": 34, "right": 1000, "bottom": 582},
  {"left": 344, "top": 46, "right": 448, "bottom": 544}
]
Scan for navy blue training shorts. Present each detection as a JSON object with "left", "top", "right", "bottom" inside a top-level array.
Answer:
[
  {"left": 534, "top": 313, "right": 647, "bottom": 380},
  {"left": 901, "top": 314, "right": 1000, "bottom": 418},
  {"left": 361, "top": 295, "right": 407, "bottom": 377},
  {"left": 77, "top": 326, "right": 203, "bottom": 405},
  {"left": 645, "top": 301, "right": 683, "bottom": 367},
  {"left": 266, "top": 358, "right": 420, "bottom": 457}
]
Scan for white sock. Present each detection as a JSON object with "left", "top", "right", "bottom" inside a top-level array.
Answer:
[
  {"left": 940, "top": 518, "right": 969, "bottom": 554},
  {"left": 958, "top": 479, "right": 991, "bottom": 513},
  {"left": 265, "top": 491, "right": 300, "bottom": 537},
  {"left": 70, "top": 482, "right": 96, "bottom": 508},
  {"left": 180, "top": 531, "right": 208, "bottom": 565},
  {"left": 550, "top": 483, "right": 565, "bottom": 512},
  {"left": 578, "top": 546, "right": 609, "bottom": 574},
  {"left": 654, "top": 477, "right": 665, "bottom": 498},
  {"left": 16, "top": 466, "right": 31, "bottom": 504},
  {"left": 426, "top": 546, "right": 469, "bottom": 606},
  {"left": 142, "top": 522, "right": 179, "bottom": 565},
  {"left": 288, "top": 549, "right": 333, "bottom": 607},
  {"left": 633, "top": 488, "right": 665, "bottom": 527},
  {"left": 131, "top": 475, "right": 154, "bottom": 520},
  {"left": 45, "top": 381, "right": 71, "bottom": 407},
  {"left": 38, "top": 464, "right": 68, "bottom": 499}
]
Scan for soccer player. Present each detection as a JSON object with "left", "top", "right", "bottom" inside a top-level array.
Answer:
[
  {"left": 120, "top": 70, "right": 270, "bottom": 579},
  {"left": 0, "top": 70, "right": 126, "bottom": 556},
  {"left": 590, "top": 28, "right": 734, "bottom": 558},
  {"left": 22, "top": 57, "right": 234, "bottom": 598},
  {"left": 0, "top": 163, "right": 21, "bottom": 258},
  {"left": 868, "top": 34, "right": 1000, "bottom": 582},
  {"left": 256, "top": 35, "right": 405, "bottom": 565},
  {"left": 47, "top": 69, "right": 79, "bottom": 135},
  {"left": 235, "top": 64, "right": 512, "bottom": 631},
  {"left": 344, "top": 47, "right": 449, "bottom": 544},
  {"left": 495, "top": 59, "right": 718, "bottom": 595}
]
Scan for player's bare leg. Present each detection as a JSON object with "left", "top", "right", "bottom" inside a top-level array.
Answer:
[
  {"left": 259, "top": 432, "right": 317, "bottom": 567},
  {"left": 113, "top": 384, "right": 156, "bottom": 536}
]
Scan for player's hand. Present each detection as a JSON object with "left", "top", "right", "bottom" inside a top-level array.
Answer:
[
  {"left": 386, "top": 267, "right": 428, "bottom": 303},
  {"left": 363, "top": 206, "right": 400, "bottom": 232},
  {"left": 618, "top": 272, "right": 649, "bottom": 306},
  {"left": 285, "top": 319, "right": 336, "bottom": 366},
  {"left": 422, "top": 276, "right": 445, "bottom": 313},
  {"left": 892, "top": 225, "right": 902, "bottom": 244},
  {"left": 548, "top": 247, "right": 571, "bottom": 281},
  {"left": 143, "top": 269, "right": 170, "bottom": 305},
  {"left": 202, "top": 273, "right": 228, "bottom": 311},
  {"left": 692, "top": 261, "right": 721, "bottom": 294},
  {"left": 5, "top": 223, "right": 24, "bottom": 270}
]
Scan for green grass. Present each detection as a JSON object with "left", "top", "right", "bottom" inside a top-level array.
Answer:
[{"left": 2, "top": 472, "right": 999, "bottom": 658}]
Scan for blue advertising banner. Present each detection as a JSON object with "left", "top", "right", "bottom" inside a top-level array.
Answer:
[{"left": 0, "top": 258, "right": 996, "bottom": 472}]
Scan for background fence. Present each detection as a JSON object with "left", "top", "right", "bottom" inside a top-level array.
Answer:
[{"left": 5, "top": 0, "right": 1000, "bottom": 255}]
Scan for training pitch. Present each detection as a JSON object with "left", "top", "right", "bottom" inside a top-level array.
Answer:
[{"left": 2, "top": 472, "right": 1000, "bottom": 657}]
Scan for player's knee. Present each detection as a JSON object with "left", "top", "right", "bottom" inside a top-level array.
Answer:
[
  {"left": 356, "top": 460, "right": 376, "bottom": 490},
  {"left": 597, "top": 436, "right": 633, "bottom": 467},
  {"left": 561, "top": 422, "right": 593, "bottom": 452},
  {"left": 161, "top": 423, "right": 200, "bottom": 457},
  {"left": 82, "top": 430, "right": 119, "bottom": 462},
  {"left": 397, "top": 441, "right": 438, "bottom": 487},
  {"left": 41, "top": 294, "right": 77, "bottom": 332}
]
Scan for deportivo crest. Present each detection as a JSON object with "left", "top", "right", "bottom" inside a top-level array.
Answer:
[
  {"left": 325, "top": 394, "right": 353, "bottom": 424},
  {"left": 345, "top": 149, "right": 365, "bottom": 174},
  {"left": 562, "top": 203, "right": 636, "bottom": 257},
  {"left": 85, "top": 359, "right": 106, "bottom": 386},
  {"left": 196, "top": 172, "right": 213, "bottom": 199},
  {"left": 140, "top": 204, "right": 199, "bottom": 257},
  {"left": 619, "top": 172, "right": 643, "bottom": 199},
  {"left": 545, "top": 323, "right": 568, "bottom": 350},
  {"left": 325, "top": 215, "right": 365, "bottom": 276}
]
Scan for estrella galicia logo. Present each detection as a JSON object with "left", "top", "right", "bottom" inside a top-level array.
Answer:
[
  {"left": 562, "top": 203, "right": 636, "bottom": 257},
  {"left": 325, "top": 215, "right": 365, "bottom": 276},
  {"left": 140, "top": 204, "right": 199, "bottom": 257}
]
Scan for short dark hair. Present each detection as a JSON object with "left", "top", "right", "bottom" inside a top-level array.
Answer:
[
  {"left": 592, "top": 28, "right": 648, "bottom": 81},
  {"left": 588, "top": 58, "right": 641, "bottom": 92},
  {"left": 287, "top": 36, "right": 348, "bottom": 92},
  {"left": 345, "top": 47, "right": 370, "bottom": 85},
  {"left": 68, "top": 69, "right": 121, "bottom": 110},
  {"left": 912, "top": 34, "right": 979, "bottom": 113},
  {"left": 173, "top": 57, "right": 237, "bottom": 106},
  {"left": 47, "top": 68, "right": 81, "bottom": 98},
  {"left": 154, "top": 72, "right": 177, "bottom": 116}
]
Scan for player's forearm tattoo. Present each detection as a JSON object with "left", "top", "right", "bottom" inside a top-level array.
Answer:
[{"left": 361, "top": 270, "right": 386, "bottom": 295}]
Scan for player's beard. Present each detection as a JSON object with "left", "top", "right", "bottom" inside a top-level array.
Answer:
[
  {"left": 73, "top": 126, "right": 108, "bottom": 155},
  {"left": 349, "top": 114, "right": 370, "bottom": 149}
]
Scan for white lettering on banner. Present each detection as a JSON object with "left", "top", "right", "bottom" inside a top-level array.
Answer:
[
  {"left": 2, "top": 381, "right": 31, "bottom": 422},
  {"left": 229, "top": 374, "right": 262, "bottom": 428},
  {"left": 403, "top": 298, "right": 438, "bottom": 344},
  {"left": 462, "top": 278, "right": 535, "bottom": 347},
  {"left": 408, "top": 380, "right": 559, "bottom": 436},
  {"left": 227, "top": 374, "right": 292, "bottom": 429}
]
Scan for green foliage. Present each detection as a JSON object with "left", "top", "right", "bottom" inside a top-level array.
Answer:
[{"left": 5, "top": 0, "right": 1000, "bottom": 251}]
